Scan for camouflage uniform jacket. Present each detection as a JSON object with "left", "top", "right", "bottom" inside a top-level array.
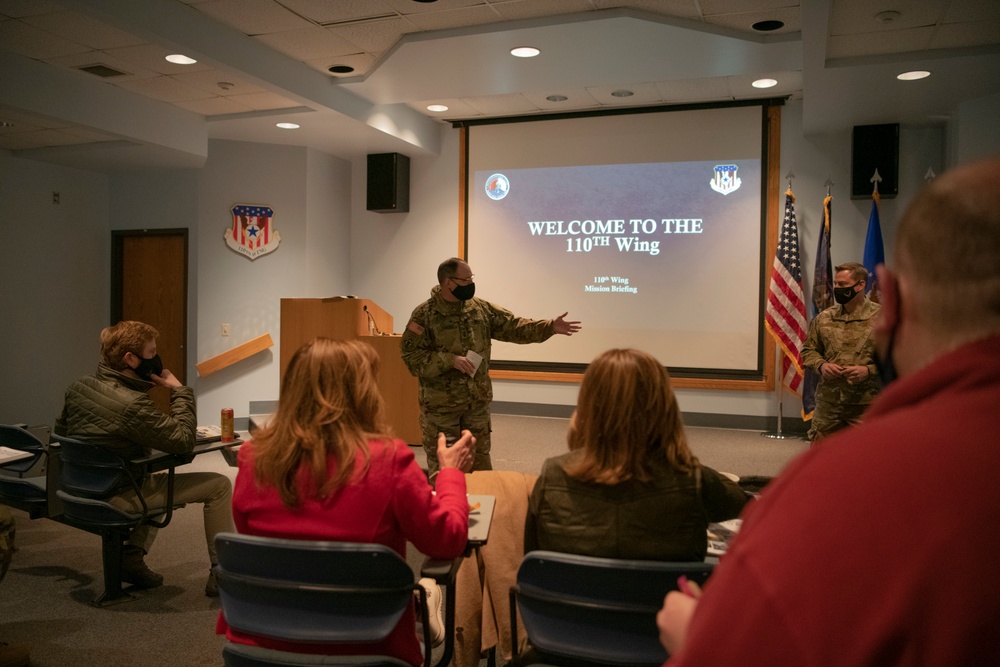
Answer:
[
  {"left": 801, "top": 297, "right": 881, "bottom": 406},
  {"left": 401, "top": 285, "right": 554, "bottom": 409}
]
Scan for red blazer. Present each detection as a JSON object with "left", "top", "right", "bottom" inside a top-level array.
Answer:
[{"left": 217, "top": 437, "right": 469, "bottom": 666}]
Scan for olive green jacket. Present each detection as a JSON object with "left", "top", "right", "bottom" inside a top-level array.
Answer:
[
  {"left": 55, "top": 364, "right": 196, "bottom": 460},
  {"left": 525, "top": 450, "right": 750, "bottom": 562},
  {"left": 801, "top": 297, "right": 881, "bottom": 406},
  {"left": 401, "top": 286, "right": 554, "bottom": 409}
]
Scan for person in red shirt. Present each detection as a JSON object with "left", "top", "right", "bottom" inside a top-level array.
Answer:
[
  {"left": 656, "top": 156, "right": 1000, "bottom": 666},
  {"left": 216, "top": 338, "right": 475, "bottom": 666}
]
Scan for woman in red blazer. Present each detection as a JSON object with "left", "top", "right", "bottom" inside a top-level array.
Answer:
[{"left": 216, "top": 338, "right": 474, "bottom": 666}]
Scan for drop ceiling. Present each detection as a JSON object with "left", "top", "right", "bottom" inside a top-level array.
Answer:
[{"left": 1, "top": 0, "right": 998, "bottom": 171}]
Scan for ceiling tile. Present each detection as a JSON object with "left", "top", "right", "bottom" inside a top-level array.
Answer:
[
  {"left": 655, "top": 77, "right": 733, "bottom": 103},
  {"left": 591, "top": 0, "right": 701, "bottom": 20},
  {"left": 173, "top": 96, "right": 255, "bottom": 116},
  {"left": 386, "top": 0, "right": 487, "bottom": 14},
  {"left": 404, "top": 5, "right": 504, "bottom": 31},
  {"left": 463, "top": 92, "right": 541, "bottom": 115},
  {"left": 0, "top": 0, "right": 66, "bottom": 19},
  {"left": 943, "top": 0, "right": 1000, "bottom": 22},
  {"left": 328, "top": 16, "right": 418, "bottom": 53},
  {"left": 112, "top": 75, "right": 217, "bottom": 103},
  {"left": 195, "top": 0, "right": 315, "bottom": 35},
  {"left": 254, "top": 25, "right": 363, "bottom": 60},
  {"left": 933, "top": 20, "right": 1000, "bottom": 49},
  {"left": 0, "top": 18, "right": 91, "bottom": 59},
  {"left": 827, "top": 26, "right": 935, "bottom": 59},
  {"left": 225, "top": 90, "right": 304, "bottom": 111},
  {"left": 699, "top": 0, "right": 799, "bottom": 16},
  {"left": 170, "top": 69, "right": 269, "bottom": 95},
  {"left": 22, "top": 10, "right": 147, "bottom": 50},
  {"left": 828, "top": 0, "right": 943, "bottom": 36},
  {"left": 277, "top": 0, "right": 396, "bottom": 25},
  {"left": 491, "top": 0, "right": 593, "bottom": 21}
]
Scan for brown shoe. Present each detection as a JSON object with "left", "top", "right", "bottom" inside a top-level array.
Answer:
[
  {"left": 121, "top": 545, "right": 163, "bottom": 589},
  {"left": 0, "top": 641, "right": 30, "bottom": 667}
]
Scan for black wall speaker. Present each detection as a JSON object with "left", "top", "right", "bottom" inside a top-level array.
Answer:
[
  {"left": 367, "top": 152, "right": 410, "bottom": 213},
  {"left": 851, "top": 123, "right": 899, "bottom": 199}
]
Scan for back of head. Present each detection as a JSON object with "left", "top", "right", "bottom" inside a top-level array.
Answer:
[
  {"left": 566, "top": 348, "right": 695, "bottom": 484},
  {"left": 253, "top": 338, "right": 390, "bottom": 507},
  {"left": 99, "top": 321, "right": 158, "bottom": 370},
  {"left": 895, "top": 156, "right": 1000, "bottom": 343}
]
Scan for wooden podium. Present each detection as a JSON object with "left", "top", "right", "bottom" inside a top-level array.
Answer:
[{"left": 280, "top": 297, "right": 421, "bottom": 444}]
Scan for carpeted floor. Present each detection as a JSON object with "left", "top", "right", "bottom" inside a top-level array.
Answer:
[{"left": 0, "top": 415, "right": 808, "bottom": 666}]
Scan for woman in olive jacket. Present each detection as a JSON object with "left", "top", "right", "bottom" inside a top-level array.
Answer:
[{"left": 525, "top": 348, "right": 749, "bottom": 562}]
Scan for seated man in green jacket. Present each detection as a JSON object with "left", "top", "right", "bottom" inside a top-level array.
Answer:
[{"left": 55, "top": 320, "right": 234, "bottom": 596}]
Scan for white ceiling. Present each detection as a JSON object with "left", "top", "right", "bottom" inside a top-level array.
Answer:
[{"left": 1, "top": 0, "right": 998, "bottom": 171}]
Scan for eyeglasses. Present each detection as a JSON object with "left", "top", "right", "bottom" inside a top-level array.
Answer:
[{"left": 450, "top": 274, "right": 475, "bottom": 284}]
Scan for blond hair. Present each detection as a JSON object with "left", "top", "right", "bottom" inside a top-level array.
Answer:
[
  {"left": 896, "top": 156, "right": 1000, "bottom": 338},
  {"left": 99, "top": 321, "right": 158, "bottom": 370},
  {"left": 251, "top": 338, "right": 391, "bottom": 508},
  {"left": 564, "top": 348, "right": 697, "bottom": 484}
]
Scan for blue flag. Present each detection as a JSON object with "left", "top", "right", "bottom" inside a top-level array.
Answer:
[{"left": 863, "top": 191, "right": 884, "bottom": 302}]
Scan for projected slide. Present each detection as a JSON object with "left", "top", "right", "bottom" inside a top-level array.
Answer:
[{"left": 464, "top": 103, "right": 771, "bottom": 377}]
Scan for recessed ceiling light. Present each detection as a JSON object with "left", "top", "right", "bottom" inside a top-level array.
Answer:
[
  {"left": 876, "top": 10, "right": 901, "bottom": 23},
  {"left": 427, "top": 104, "right": 449, "bottom": 112},
  {"left": 752, "top": 78, "right": 778, "bottom": 89},
  {"left": 751, "top": 20, "right": 784, "bottom": 31},
  {"left": 897, "top": 70, "right": 930, "bottom": 81},
  {"left": 611, "top": 90, "right": 634, "bottom": 98},
  {"left": 276, "top": 122, "right": 299, "bottom": 130},
  {"left": 165, "top": 54, "right": 197, "bottom": 65},
  {"left": 511, "top": 46, "right": 540, "bottom": 58},
  {"left": 328, "top": 65, "right": 354, "bottom": 74},
  {"left": 546, "top": 95, "right": 568, "bottom": 102}
]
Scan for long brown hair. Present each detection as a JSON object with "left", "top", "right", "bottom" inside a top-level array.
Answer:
[
  {"left": 251, "top": 338, "right": 391, "bottom": 508},
  {"left": 564, "top": 348, "right": 696, "bottom": 484}
]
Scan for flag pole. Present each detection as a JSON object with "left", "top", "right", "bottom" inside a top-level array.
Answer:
[
  {"left": 761, "top": 171, "right": 795, "bottom": 440},
  {"left": 761, "top": 342, "right": 795, "bottom": 439}
]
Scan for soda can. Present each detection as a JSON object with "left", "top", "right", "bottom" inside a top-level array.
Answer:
[{"left": 221, "top": 408, "right": 235, "bottom": 443}]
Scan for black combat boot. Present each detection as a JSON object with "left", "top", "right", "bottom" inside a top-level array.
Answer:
[{"left": 121, "top": 545, "right": 163, "bottom": 588}]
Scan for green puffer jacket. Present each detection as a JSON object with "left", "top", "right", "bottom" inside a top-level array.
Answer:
[{"left": 54, "top": 364, "right": 196, "bottom": 461}]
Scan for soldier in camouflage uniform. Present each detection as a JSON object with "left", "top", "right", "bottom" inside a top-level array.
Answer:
[
  {"left": 401, "top": 258, "right": 581, "bottom": 474},
  {"left": 801, "top": 262, "right": 881, "bottom": 441}
]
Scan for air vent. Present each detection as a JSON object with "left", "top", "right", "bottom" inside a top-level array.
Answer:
[{"left": 78, "top": 64, "right": 129, "bottom": 78}]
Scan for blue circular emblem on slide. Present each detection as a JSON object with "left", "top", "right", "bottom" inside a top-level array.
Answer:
[{"left": 485, "top": 173, "right": 510, "bottom": 200}]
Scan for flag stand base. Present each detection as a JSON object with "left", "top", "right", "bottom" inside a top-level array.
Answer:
[{"left": 760, "top": 431, "right": 798, "bottom": 440}]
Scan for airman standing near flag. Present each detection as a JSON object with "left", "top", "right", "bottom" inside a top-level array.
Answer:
[{"left": 800, "top": 262, "right": 881, "bottom": 441}]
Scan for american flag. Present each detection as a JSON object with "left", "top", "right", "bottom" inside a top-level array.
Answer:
[{"left": 765, "top": 189, "right": 808, "bottom": 394}]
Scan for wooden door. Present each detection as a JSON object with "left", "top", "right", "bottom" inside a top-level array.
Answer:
[{"left": 111, "top": 230, "right": 188, "bottom": 412}]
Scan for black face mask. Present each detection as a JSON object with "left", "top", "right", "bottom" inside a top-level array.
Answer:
[
  {"left": 451, "top": 282, "right": 476, "bottom": 301},
  {"left": 833, "top": 282, "right": 860, "bottom": 305},
  {"left": 133, "top": 354, "right": 163, "bottom": 381}
]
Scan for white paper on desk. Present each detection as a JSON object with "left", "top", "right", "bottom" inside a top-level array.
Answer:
[{"left": 465, "top": 350, "right": 483, "bottom": 376}]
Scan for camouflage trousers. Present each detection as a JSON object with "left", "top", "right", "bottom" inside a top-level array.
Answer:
[
  {"left": 0, "top": 505, "right": 15, "bottom": 583},
  {"left": 808, "top": 399, "right": 869, "bottom": 442},
  {"left": 420, "top": 400, "right": 493, "bottom": 477}
]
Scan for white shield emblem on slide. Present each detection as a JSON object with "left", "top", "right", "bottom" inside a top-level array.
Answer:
[
  {"left": 224, "top": 204, "right": 281, "bottom": 260},
  {"left": 710, "top": 164, "right": 742, "bottom": 196}
]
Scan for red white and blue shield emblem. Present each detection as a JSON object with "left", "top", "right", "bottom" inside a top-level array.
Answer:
[
  {"left": 225, "top": 204, "right": 281, "bottom": 260},
  {"left": 710, "top": 164, "right": 742, "bottom": 196}
]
